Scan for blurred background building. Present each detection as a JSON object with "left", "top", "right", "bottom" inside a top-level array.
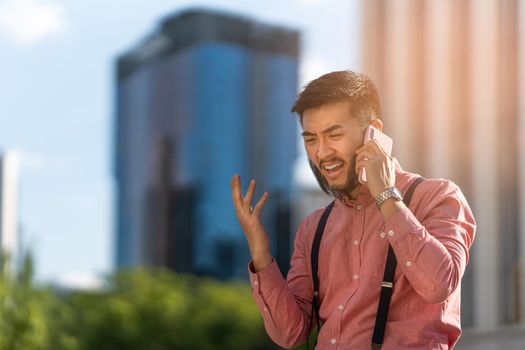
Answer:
[
  {"left": 0, "top": 151, "right": 19, "bottom": 265},
  {"left": 114, "top": 8, "right": 299, "bottom": 280},
  {"left": 362, "top": 0, "right": 525, "bottom": 348}
]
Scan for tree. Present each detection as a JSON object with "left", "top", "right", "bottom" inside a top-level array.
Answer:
[
  {"left": 0, "top": 251, "right": 308, "bottom": 350},
  {"left": 60, "top": 267, "right": 281, "bottom": 350}
]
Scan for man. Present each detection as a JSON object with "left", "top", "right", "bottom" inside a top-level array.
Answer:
[{"left": 231, "top": 71, "right": 476, "bottom": 349}]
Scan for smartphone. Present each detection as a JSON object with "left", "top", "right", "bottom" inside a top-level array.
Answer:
[{"left": 359, "top": 126, "right": 393, "bottom": 184}]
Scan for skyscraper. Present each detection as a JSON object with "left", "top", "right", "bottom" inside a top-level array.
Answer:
[
  {"left": 114, "top": 8, "right": 299, "bottom": 279},
  {"left": 0, "top": 151, "right": 19, "bottom": 263}
]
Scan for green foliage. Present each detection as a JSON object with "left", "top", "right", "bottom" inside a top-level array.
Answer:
[
  {"left": 0, "top": 251, "right": 57, "bottom": 350},
  {"left": 0, "top": 252, "right": 312, "bottom": 350},
  {"left": 60, "top": 268, "right": 278, "bottom": 350}
]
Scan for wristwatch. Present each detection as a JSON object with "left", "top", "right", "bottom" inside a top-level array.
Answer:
[{"left": 375, "top": 187, "right": 403, "bottom": 209}]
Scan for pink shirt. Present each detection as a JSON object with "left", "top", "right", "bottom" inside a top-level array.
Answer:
[{"left": 248, "top": 163, "right": 476, "bottom": 349}]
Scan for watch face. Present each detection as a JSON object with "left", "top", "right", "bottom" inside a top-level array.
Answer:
[{"left": 391, "top": 187, "right": 402, "bottom": 200}]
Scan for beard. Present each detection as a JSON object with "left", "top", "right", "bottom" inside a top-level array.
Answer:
[{"left": 308, "top": 155, "right": 359, "bottom": 198}]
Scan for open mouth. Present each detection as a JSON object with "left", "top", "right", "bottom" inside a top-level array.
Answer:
[{"left": 321, "top": 160, "right": 345, "bottom": 178}]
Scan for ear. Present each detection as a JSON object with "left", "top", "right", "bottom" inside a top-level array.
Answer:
[{"left": 370, "top": 118, "right": 383, "bottom": 131}]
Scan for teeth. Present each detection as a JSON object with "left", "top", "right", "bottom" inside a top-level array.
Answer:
[{"left": 323, "top": 162, "right": 343, "bottom": 170}]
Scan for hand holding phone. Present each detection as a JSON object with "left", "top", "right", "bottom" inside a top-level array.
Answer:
[{"left": 358, "top": 126, "right": 393, "bottom": 184}]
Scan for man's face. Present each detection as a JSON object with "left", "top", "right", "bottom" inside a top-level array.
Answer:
[{"left": 301, "top": 101, "right": 366, "bottom": 197}]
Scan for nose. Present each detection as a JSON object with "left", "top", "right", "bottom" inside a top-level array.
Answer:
[{"left": 316, "top": 138, "right": 334, "bottom": 162}]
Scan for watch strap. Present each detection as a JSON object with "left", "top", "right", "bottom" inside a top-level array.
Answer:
[{"left": 375, "top": 187, "right": 402, "bottom": 209}]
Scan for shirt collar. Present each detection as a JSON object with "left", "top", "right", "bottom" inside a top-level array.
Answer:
[{"left": 336, "top": 183, "right": 374, "bottom": 208}]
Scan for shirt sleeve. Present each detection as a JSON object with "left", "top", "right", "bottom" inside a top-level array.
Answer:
[
  {"left": 383, "top": 179, "right": 476, "bottom": 303},
  {"left": 247, "top": 216, "right": 317, "bottom": 349}
]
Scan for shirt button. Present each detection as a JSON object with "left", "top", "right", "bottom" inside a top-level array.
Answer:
[
  {"left": 388, "top": 230, "right": 395, "bottom": 236},
  {"left": 356, "top": 204, "right": 363, "bottom": 210},
  {"left": 405, "top": 261, "right": 412, "bottom": 267},
  {"left": 331, "top": 338, "right": 337, "bottom": 344},
  {"left": 263, "top": 307, "right": 268, "bottom": 312},
  {"left": 253, "top": 280, "right": 258, "bottom": 286},
  {"left": 338, "top": 304, "right": 344, "bottom": 310},
  {"left": 352, "top": 274, "right": 359, "bottom": 280},
  {"left": 353, "top": 240, "right": 359, "bottom": 245},
  {"left": 379, "top": 231, "right": 386, "bottom": 238}
]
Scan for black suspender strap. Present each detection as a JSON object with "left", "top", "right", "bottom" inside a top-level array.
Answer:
[
  {"left": 307, "top": 200, "right": 335, "bottom": 350},
  {"left": 403, "top": 177, "right": 425, "bottom": 208},
  {"left": 371, "top": 176, "right": 426, "bottom": 349},
  {"left": 371, "top": 245, "right": 397, "bottom": 350}
]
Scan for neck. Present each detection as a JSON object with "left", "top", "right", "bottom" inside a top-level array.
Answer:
[{"left": 342, "top": 183, "right": 362, "bottom": 201}]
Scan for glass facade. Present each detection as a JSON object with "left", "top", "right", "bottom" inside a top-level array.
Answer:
[{"left": 114, "top": 9, "right": 299, "bottom": 279}]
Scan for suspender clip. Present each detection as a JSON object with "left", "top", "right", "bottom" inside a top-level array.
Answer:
[{"left": 381, "top": 281, "right": 393, "bottom": 289}]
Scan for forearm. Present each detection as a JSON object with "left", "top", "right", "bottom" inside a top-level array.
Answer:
[
  {"left": 379, "top": 197, "right": 405, "bottom": 220},
  {"left": 383, "top": 206, "right": 470, "bottom": 303},
  {"left": 251, "top": 250, "right": 273, "bottom": 272},
  {"left": 248, "top": 260, "right": 313, "bottom": 348}
]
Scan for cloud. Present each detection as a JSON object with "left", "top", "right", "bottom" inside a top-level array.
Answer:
[
  {"left": 14, "top": 150, "right": 70, "bottom": 173},
  {"left": 55, "top": 272, "right": 105, "bottom": 291},
  {"left": 0, "top": 0, "right": 66, "bottom": 45},
  {"left": 299, "top": 56, "right": 329, "bottom": 87},
  {"left": 294, "top": 0, "right": 326, "bottom": 4}
]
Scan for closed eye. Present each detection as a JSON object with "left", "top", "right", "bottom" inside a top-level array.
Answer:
[
  {"left": 305, "top": 138, "right": 317, "bottom": 144},
  {"left": 329, "top": 134, "right": 344, "bottom": 140}
]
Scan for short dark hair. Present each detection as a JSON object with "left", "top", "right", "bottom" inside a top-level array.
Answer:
[{"left": 291, "top": 70, "right": 382, "bottom": 125}]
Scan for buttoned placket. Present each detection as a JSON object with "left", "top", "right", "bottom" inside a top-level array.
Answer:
[
  {"left": 351, "top": 200, "right": 366, "bottom": 283},
  {"left": 330, "top": 194, "right": 374, "bottom": 347},
  {"left": 331, "top": 199, "right": 367, "bottom": 346}
]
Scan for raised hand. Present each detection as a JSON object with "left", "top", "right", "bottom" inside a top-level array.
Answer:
[
  {"left": 354, "top": 139, "right": 396, "bottom": 199},
  {"left": 231, "top": 174, "right": 273, "bottom": 271}
]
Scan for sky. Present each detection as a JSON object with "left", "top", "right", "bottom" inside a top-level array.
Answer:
[{"left": 0, "top": 0, "right": 360, "bottom": 287}]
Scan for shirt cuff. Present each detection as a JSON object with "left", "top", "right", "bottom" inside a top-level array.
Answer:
[{"left": 247, "top": 258, "right": 284, "bottom": 295}]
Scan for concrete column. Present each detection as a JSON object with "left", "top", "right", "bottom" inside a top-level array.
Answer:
[
  {"left": 517, "top": 0, "right": 525, "bottom": 326},
  {"left": 361, "top": 0, "right": 384, "bottom": 84},
  {"left": 423, "top": 0, "right": 453, "bottom": 178},
  {"left": 0, "top": 152, "right": 19, "bottom": 264},
  {"left": 382, "top": 0, "right": 419, "bottom": 169},
  {"left": 469, "top": 0, "right": 500, "bottom": 329}
]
